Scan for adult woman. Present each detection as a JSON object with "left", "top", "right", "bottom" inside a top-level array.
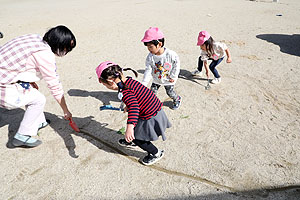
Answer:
[{"left": 0, "top": 25, "right": 76, "bottom": 148}]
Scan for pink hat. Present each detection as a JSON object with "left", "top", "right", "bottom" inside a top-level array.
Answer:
[
  {"left": 197, "top": 31, "right": 211, "bottom": 46},
  {"left": 141, "top": 27, "right": 164, "bottom": 42},
  {"left": 96, "top": 61, "right": 117, "bottom": 78}
]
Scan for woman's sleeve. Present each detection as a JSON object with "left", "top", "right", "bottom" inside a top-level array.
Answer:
[{"left": 32, "top": 50, "right": 64, "bottom": 101}]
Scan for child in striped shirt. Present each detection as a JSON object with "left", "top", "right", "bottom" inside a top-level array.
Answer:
[{"left": 96, "top": 61, "right": 171, "bottom": 166}]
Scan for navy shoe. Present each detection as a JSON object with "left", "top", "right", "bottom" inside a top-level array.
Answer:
[{"left": 141, "top": 150, "right": 164, "bottom": 166}]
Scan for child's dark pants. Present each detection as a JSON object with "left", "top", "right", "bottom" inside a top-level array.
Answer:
[
  {"left": 133, "top": 139, "right": 158, "bottom": 155},
  {"left": 198, "top": 56, "right": 223, "bottom": 78}
]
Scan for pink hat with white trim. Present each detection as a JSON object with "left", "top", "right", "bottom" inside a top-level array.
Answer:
[
  {"left": 197, "top": 31, "right": 211, "bottom": 46},
  {"left": 141, "top": 27, "right": 164, "bottom": 42},
  {"left": 96, "top": 61, "right": 117, "bottom": 78}
]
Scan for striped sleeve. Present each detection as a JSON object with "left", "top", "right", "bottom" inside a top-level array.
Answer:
[{"left": 122, "top": 90, "right": 140, "bottom": 126}]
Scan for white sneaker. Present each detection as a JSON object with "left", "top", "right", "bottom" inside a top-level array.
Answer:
[
  {"left": 191, "top": 70, "right": 203, "bottom": 76},
  {"left": 211, "top": 77, "right": 221, "bottom": 84}
]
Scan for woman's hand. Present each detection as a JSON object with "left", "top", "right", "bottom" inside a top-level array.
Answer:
[
  {"left": 64, "top": 110, "right": 72, "bottom": 120},
  {"left": 125, "top": 124, "right": 135, "bottom": 142},
  {"left": 58, "top": 96, "right": 72, "bottom": 120}
]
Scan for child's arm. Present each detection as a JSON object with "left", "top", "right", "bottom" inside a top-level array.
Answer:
[
  {"left": 169, "top": 53, "right": 180, "bottom": 83},
  {"left": 142, "top": 66, "right": 152, "bottom": 86},
  {"left": 204, "top": 60, "right": 209, "bottom": 78},
  {"left": 125, "top": 124, "right": 135, "bottom": 142},
  {"left": 141, "top": 56, "right": 153, "bottom": 86},
  {"left": 225, "top": 48, "right": 232, "bottom": 63},
  {"left": 122, "top": 92, "right": 139, "bottom": 142}
]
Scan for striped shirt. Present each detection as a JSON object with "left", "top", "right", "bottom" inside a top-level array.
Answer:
[{"left": 121, "top": 77, "right": 162, "bottom": 126}]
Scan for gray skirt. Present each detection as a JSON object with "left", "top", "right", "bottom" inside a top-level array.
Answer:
[{"left": 134, "top": 109, "right": 171, "bottom": 141}]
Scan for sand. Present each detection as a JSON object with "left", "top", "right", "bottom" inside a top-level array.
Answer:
[{"left": 0, "top": 0, "right": 300, "bottom": 199}]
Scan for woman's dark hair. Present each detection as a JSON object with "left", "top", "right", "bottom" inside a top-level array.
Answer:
[
  {"left": 203, "top": 37, "right": 214, "bottom": 57},
  {"left": 100, "top": 65, "right": 138, "bottom": 90},
  {"left": 143, "top": 38, "right": 165, "bottom": 47},
  {"left": 43, "top": 25, "right": 76, "bottom": 55}
]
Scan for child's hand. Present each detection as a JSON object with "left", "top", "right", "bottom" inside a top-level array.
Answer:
[
  {"left": 125, "top": 124, "right": 135, "bottom": 142},
  {"left": 123, "top": 106, "right": 128, "bottom": 113},
  {"left": 169, "top": 78, "right": 174, "bottom": 83},
  {"left": 226, "top": 57, "right": 232, "bottom": 63}
]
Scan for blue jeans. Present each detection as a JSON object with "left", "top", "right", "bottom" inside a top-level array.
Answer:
[{"left": 197, "top": 56, "right": 224, "bottom": 78}]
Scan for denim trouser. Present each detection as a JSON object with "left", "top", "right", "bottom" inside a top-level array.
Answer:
[
  {"left": 197, "top": 56, "right": 224, "bottom": 78},
  {"left": 150, "top": 83, "right": 179, "bottom": 102}
]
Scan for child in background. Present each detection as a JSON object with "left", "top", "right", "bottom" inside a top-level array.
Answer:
[
  {"left": 141, "top": 27, "right": 182, "bottom": 110},
  {"left": 96, "top": 61, "right": 171, "bottom": 166},
  {"left": 192, "top": 30, "right": 232, "bottom": 84}
]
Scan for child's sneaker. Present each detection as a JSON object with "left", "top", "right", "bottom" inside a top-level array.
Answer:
[
  {"left": 141, "top": 150, "right": 164, "bottom": 166},
  {"left": 191, "top": 70, "right": 203, "bottom": 76},
  {"left": 172, "top": 96, "right": 182, "bottom": 110},
  {"left": 118, "top": 139, "right": 138, "bottom": 149},
  {"left": 211, "top": 77, "right": 221, "bottom": 84}
]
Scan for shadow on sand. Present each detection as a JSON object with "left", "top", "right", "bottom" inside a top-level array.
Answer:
[
  {"left": 67, "top": 89, "right": 120, "bottom": 106},
  {"left": 1, "top": 108, "right": 300, "bottom": 199},
  {"left": 141, "top": 184, "right": 300, "bottom": 199},
  {"left": 0, "top": 107, "right": 144, "bottom": 159},
  {"left": 137, "top": 68, "right": 209, "bottom": 85},
  {"left": 256, "top": 34, "right": 300, "bottom": 57}
]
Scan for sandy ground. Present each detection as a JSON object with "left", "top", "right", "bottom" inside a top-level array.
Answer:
[{"left": 1, "top": 0, "right": 300, "bottom": 199}]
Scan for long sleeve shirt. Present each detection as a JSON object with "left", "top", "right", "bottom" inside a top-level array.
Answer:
[
  {"left": 200, "top": 41, "right": 228, "bottom": 61},
  {"left": 142, "top": 48, "right": 180, "bottom": 86},
  {"left": 0, "top": 34, "right": 64, "bottom": 108},
  {"left": 121, "top": 77, "right": 162, "bottom": 126},
  {"left": 22, "top": 50, "right": 64, "bottom": 101}
]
